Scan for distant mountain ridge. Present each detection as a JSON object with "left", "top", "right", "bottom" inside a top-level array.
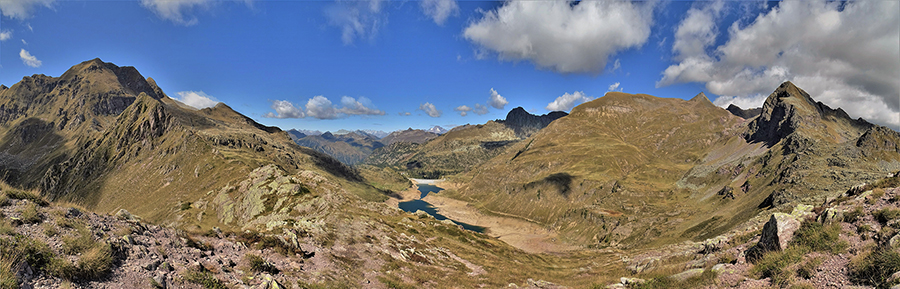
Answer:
[{"left": 365, "top": 107, "right": 568, "bottom": 178}]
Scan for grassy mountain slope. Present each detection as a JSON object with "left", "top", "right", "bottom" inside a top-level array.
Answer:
[
  {"left": 447, "top": 85, "right": 900, "bottom": 249},
  {"left": 0, "top": 59, "right": 372, "bottom": 226}
]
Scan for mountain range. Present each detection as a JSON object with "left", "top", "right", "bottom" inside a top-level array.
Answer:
[{"left": 2, "top": 59, "right": 900, "bottom": 289}]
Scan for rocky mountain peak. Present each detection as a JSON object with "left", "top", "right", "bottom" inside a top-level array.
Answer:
[
  {"left": 500, "top": 107, "right": 568, "bottom": 138},
  {"left": 726, "top": 104, "right": 763, "bottom": 119},
  {"left": 60, "top": 58, "right": 162, "bottom": 100},
  {"left": 745, "top": 81, "right": 871, "bottom": 146},
  {"left": 689, "top": 92, "right": 714, "bottom": 106}
]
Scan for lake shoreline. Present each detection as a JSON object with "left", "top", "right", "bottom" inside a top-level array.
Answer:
[{"left": 390, "top": 180, "right": 578, "bottom": 254}]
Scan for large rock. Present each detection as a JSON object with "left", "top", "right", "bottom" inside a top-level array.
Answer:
[{"left": 745, "top": 213, "right": 801, "bottom": 263}]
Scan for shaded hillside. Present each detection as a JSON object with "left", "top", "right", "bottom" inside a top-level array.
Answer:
[
  {"left": 447, "top": 85, "right": 900, "bottom": 249},
  {"left": 293, "top": 131, "right": 384, "bottom": 165},
  {"left": 365, "top": 107, "right": 566, "bottom": 178},
  {"left": 0, "top": 59, "right": 369, "bottom": 225}
]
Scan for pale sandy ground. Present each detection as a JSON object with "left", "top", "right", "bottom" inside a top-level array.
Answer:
[{"left": 390, "top": 180, "right": 579, "bottom": 254}]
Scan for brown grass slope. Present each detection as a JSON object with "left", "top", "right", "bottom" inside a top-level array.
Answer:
[
  {"left": 0, "top": 59, "right": 374, "bottom": 227},
  {"left": 448, "top": 84, "right": 900, "bottom": 250}
]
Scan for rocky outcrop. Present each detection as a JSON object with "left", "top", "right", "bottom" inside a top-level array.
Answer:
[
  {"left": 726, "top": 104, "right": 762, "bottom": 119},
  {"left": 380, "top": 128, "right": 438, "bottom": 145},
  {"left": 744, "top": 81, "right": 871, "bottom": 146},
  {"left": 499, "top": 107, "right": 568, "bottom": 138},
  {"left": 745, "top": 209, "right": 810, "bottom": 263}
]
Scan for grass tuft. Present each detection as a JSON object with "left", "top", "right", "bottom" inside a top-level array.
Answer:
[
  {"left": 849, "top": 246, "right": 900, "bottom": 288},
  {"left": 246, "top": 254, "right": 279, "bottom": 274},
  {"left": 843, "top": 206, "right": 864, "bottom": 223},
  {"left": 183, "top": 267, "right": 228, "bottom": 289},
  {"left": 874, "top": 208, "right": 900, "bottom": 224},
  {"left": 18, "top": 202, "right": 43, "bottom": 224}
]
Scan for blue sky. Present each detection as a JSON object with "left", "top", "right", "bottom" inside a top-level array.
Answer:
[{"left": 1, "top": 0, "right": 897, "bottom": 132}]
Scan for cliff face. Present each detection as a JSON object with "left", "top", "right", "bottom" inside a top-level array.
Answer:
[{"left": 499, "top": 107, "right": 568, "bottom": 138}]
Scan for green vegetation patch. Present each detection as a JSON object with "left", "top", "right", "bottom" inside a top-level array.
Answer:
[
  {"left": 183, "top": 266, "right": 228, "bottom": 289},
  {"left": 632, "top": 269, "right": 718, "bottom": 289},
  {"left": 791, "top": 221, "right": 847, "bottom": 254},
  {"left": 849, "top": 246, "right": 900, "bottom": 288},
  {"left": 874, "top": 208, "right": 900, "bottom": 224}
]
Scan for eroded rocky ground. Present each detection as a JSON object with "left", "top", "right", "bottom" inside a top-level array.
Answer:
[{"left": 608, "top": 172, "right": 900, "bottom": 289}]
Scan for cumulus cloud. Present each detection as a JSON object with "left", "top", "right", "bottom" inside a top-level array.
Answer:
[
  {"left": 19, "top": 49, "right": 41, "bottom": 67},
  {"left": 140, "top": 0, "right": 213, "bottom": 26},
  {"left": 420, "top": 0, "right": 458, "bottom": 25},
  {"left": 306, "top": 96, "right": 341, "bottom": 119},
  {"left": 472, "top": 103, "right": 489, "bottom": 115},
  {"left": 463, "top": 0, "right": 655, "bottom": 74},
  {"left": 546, "top": 91, "right": 593, "bottom": 111},
  {"left": 419, "top": 102, "right": 441, "bottom": 118},
  {"left": 608, "top": 82, "right": 622, "bottom": 92},
  {"left": 339, "top": 96, "right": 385, "bottom": 115},
  {"left": 454, "top": 105, "right": 471, "bottom": 116},
  {"left": 263, "top": 100, "right": 305, "bottom": 119},
  {"left": 659, "top": 0, "right": 900, "bottom": 129},
  {"left": 264, "top": 96, "right": 384, "bottom": 119},
  {"left": 488, "top": 88, "right": 508, "bottom": 109},
  {"left": 0, "top": 0, "right": 54, "bottom": 20},
  {"left": 326, "top": 0, "right": 385, "bottom": 45},
  {"left": 0, "top": 30, "right": 10, "bottom": 41},
  {"left": 174, "top": 91, "right": 219, "bottom": 109},
  {"left": 399, "top": 111, "right": 411, "bottom": 116}
]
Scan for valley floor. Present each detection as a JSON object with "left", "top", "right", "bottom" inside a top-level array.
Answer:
[{"left": 388, "top": 181, "right": 580, "bottom": 254}]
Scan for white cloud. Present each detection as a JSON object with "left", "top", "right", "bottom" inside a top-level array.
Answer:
[
  {"left": 306, "top": 96, "right": 341, "bottom": 119},
  {"left": 546, "top": 91, "right": 594, "bottom": 111},
  {"left": 419, "top": 102, "right": 441, "bottom": 118},
  {"left": 488, "top": 88, "right": 508, "bottom": 109},
  {"left": 420, "top": 0, "right": 458, "bottom": 25},
  {"left": 608, "top": 82, "right": 622, "bottom": 92},
  {"left": 659, "top": 0, "right": 900, "bottom": 129},
  {"left": 454, "top": 105, "right": 471, "bottom": 116},
  {"left": 264, "top": 100, "right": 305, "bottom": 119},
  {"left": 326, "top": 0, "right": 385, "bottom": 45},
  {"left": 671, "top": 0, "right": 725, "bottom": 61},
  {"left": 463, "top": 0, "right": 655, "bottom": 74},
  {"left": 712, "top": 93, "right": 768, "bottom": 111},
  {"left": 339, "top": 96, "right": 385, "bottom": 115},
  {"left": 399, "top": 111, "right": 411, "bottom": 116},
  {"left": 174, "top": 91, "right": 219, "bottom": 109},
  {"left": 140, "top": 0, "right": 212, "bottom": 26},
  {"left": 472, "top": 103, "right": 489, "bottom": 115},
  {"left": 19, "top": 49, "right": 41, "bottom": 68},
  {"left": 0, "top": 30, "right": 11, "bottom": 41},
  {"left": 20, "top": 39, "right": 26, "bottom": 45},
  {"left": 0, "top": 0, "right": 54, "bottom": 20}
]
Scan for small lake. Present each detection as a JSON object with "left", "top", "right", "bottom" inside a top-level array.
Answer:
[
  {"left": 399, "top": 200, "right": 486, "bottom": 233},
  {"left": 398, "top": 182, "right": 485, "bottom": 233},
  {"left": 416, "top": 184, "right": 443, "bottom": 198}
]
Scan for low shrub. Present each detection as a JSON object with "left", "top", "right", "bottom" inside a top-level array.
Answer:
[
  {"left": 48, "top": 243, "right": 115, "bottom": 281},
  {"left": 633, "top": 269, "right": 718, "bottom": 289},
  {"left": 796, "top": 257, "right": 823, "bottom": 279},
  {"left": 62, "top": 226, "right": 95, "bottom": 255}
]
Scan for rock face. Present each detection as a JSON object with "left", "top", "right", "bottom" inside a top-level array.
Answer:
[
  {"left": 746, "top": 213, "right": 801, "bottom": 262},
  {"left": 498, "top": 107, "right": 568, "bottom": 138},
  {"left": 726, "top": 104, "right": 762, "bottom": 119},
  {"left": 744, "top": 81, "right": 871, "bottom": 146}
]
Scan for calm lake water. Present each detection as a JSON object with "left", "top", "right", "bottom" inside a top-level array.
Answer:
[{"left": 398, "top": 183, "right": 486, "bottom": 233}]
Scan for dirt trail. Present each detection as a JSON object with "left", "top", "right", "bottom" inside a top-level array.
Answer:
[{"left": 392, "top": 181, "right": 578, "bottom": 254}]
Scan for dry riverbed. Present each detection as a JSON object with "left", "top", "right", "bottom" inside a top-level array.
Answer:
[{"left": 389, "top": 180, "right": 578, "bottom": 254}]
